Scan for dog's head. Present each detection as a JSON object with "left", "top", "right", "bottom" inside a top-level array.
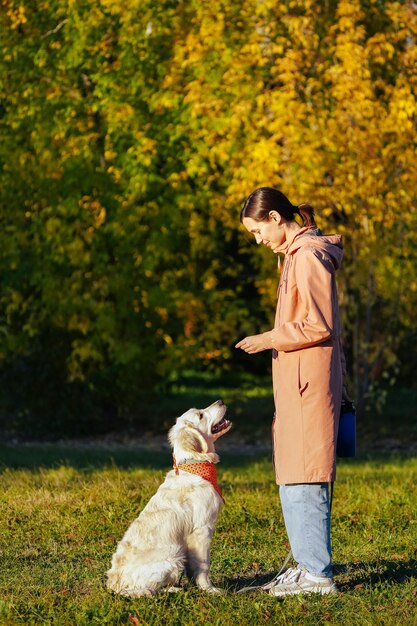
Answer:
[{"left": 168, "top": 400, "right": 232, "bottom": 464}]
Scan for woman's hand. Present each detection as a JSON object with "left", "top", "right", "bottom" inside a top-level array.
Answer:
[
  {"left": 342, "top": 385, "right": 352, "bottom": 403},
  {"left": 235, "top": 334, "right": 269, "bottom": 354}
]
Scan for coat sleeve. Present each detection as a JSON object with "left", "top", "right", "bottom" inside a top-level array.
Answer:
[
  {"left": 339, "top": 335, "right": 347, "bottom": 383},
  {"left": 261, "top": 249, "right": 336, "bottom": 352}
]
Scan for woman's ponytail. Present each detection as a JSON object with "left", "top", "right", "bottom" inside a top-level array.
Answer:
[
  {"left": 296, "top": 203, "right": 317, "bottom": 229},
  {"left": 240, "top": 188, "right": 318, "bottom": 229}
]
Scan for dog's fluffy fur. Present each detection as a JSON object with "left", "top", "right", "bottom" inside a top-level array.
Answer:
[{"left": 106, "top": 400, "right": 232, "bottom": 597}]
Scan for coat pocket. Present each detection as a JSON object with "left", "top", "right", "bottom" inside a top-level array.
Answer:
[{"left": 298, "top": 354, "right": 309, "bottom": 396}]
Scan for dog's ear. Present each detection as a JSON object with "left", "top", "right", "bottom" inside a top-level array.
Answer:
[{"left": 177, "top": 425, "right": 208, "bottom": 454}]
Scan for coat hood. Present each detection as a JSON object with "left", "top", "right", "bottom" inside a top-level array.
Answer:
[{"left": 278, "top": 227, "right": 343, "bottom": 270}]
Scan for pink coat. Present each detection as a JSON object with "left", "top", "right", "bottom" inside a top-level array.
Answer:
[{"left": 262, "top": 228, "right": 345, "bottom": 485}]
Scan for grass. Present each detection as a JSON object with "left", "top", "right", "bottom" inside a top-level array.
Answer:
[{"left": 0, "top": 445, "right": 416, "bottom": 626}]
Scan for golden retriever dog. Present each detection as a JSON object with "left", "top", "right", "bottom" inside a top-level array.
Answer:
[{"left": 106, "top": 399, "right": 232, "bottom": 597}]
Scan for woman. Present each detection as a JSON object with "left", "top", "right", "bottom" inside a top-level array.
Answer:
[{"left": 236, "top": 187, "right": 347, "bottom": 596}]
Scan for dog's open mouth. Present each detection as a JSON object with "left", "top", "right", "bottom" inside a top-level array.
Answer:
[{"left": 211, "top": 418, "right": 231, "bottom": 434}]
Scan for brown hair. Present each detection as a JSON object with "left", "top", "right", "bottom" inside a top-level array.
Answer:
[{"left": 240, "top": 187, "right": 317, "bottom": 229}]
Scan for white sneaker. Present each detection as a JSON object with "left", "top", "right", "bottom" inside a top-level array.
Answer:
[{"left": 269, "top": 567, "right": 337, "bottom": 597}]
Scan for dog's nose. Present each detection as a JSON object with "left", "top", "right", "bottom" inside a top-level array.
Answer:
[{"left": 217, "top": 399, "right": 224, "bottom": 406}]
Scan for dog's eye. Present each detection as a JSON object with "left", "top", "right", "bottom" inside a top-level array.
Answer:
[{"left": 199, "top": 411, "right": 204, "bottom": 420}]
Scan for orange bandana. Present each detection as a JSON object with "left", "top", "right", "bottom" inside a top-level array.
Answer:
[{"left": 172, "top": 455, "right": 224, "bottom": 503}]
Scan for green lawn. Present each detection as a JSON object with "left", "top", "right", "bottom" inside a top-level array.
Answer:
[{"left": 0, "top": 445, "right": 416, "bottom": 625}]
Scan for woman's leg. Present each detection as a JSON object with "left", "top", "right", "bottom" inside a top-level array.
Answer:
[{"left": 279, "top": 483, "right": 332, "bottom": 578}]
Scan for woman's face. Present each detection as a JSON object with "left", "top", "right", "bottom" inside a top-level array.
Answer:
[{"left": 242, "top": 213, "right": 285, "bottom": 253}]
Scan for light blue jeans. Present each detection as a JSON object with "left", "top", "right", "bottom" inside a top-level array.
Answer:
[{"left": 279, "top": 483, "right": 333, "bottom": 578}]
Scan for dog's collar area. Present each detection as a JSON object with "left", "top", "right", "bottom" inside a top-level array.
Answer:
[
  {"left": 172, "top": 454, "right": 224, "bottom": 503},
  {"left": 174, "top": 457, "right": 200, "bottom": 465}
]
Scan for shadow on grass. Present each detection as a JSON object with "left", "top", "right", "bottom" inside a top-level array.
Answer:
[
  {"left": 0, "top": 444, "right": 272, "bottom": 472},
  {"left": 0, "top": 444, "right": 414, "bottom": 473},
  {"left": 223, "top": 559, "right": 417, "bottom": 593},
  {"left": 333, "top": 559, "right": 417, "bottom": 590}
]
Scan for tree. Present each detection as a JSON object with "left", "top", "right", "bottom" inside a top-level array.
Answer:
[{"left": 0, "top": 0, "right": 416, "bottom": 433}]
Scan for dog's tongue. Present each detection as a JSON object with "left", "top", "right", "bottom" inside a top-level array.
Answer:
[{"left": 212, "top": 418, "right": 230, "bottom": 434}]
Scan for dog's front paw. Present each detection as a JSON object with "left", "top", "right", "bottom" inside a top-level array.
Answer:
[
  {"left": 120, "top": 587, "right": 154, "bottom": 598},
  {"left": 205, "top": 586, "right": 223, "bottom": 595}
]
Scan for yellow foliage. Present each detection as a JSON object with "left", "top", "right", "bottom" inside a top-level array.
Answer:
[
  {"left": 203, "top": 275, "right": 217, "bottom": 291},
  {"left": 1, "top": 0, "right": 417, "bottom": 398},
  {"left": 6, "top": 3, "right": 27, "bottom": 29}
]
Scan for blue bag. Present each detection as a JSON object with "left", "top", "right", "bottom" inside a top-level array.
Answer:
[{"left": 337, "top": 401, "right": 356, "bottom": 458}]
